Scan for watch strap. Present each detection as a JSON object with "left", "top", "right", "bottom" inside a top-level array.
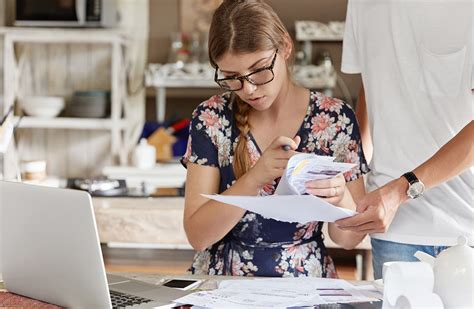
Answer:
[{"left": 402, "top": 172, "right": 419, "bottom": 185}]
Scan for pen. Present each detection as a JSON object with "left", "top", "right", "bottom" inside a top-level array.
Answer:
[{"left": 281, "top": 145, "right": 291, "bottom": 151}]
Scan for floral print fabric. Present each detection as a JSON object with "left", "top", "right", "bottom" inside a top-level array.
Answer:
[{"left": 182, "top": 91, "right": 369, "bottom": 277}]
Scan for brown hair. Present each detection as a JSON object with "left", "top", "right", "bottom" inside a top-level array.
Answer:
[{"left": 208, "top": 0, "right": 293, "bottom": 179}]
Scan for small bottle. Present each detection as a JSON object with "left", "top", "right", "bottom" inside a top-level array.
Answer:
[
  {"left": 319, "top": 51, "right": 336, "bottom": 96},
  {"left": 132, "top": 138, "right": 156, "bottom": 169},
  {"left": 321, "top": 51, "right": 334, "bottom": 76}
]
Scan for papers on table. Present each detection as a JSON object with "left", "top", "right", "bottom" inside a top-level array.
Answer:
[
  {"left": 173, "top": 277, "right": 380, "bottom": 308},
  {"left": 203, "top": 194, "right": 356, "bottom": 223},
  {"left": 202, "top": 153, "right": 357, "bottom": 223}
]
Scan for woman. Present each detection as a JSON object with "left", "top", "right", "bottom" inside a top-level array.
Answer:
[{"left": 181, "top": 0, "right": 369, "bottom": 277}]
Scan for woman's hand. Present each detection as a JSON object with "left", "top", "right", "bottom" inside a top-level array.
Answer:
[
  {"left": 305, "top": 173, "right": 346, "bottom": 206},
  {"left": 247, "top": 136, "right": 301, "bottom": 187}
]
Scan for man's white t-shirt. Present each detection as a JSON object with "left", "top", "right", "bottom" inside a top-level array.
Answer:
[{"left": 342, "top": 0, "right": 473, "bottom": 246}]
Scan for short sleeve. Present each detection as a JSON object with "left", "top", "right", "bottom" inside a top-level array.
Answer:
[
  {"left": 341, "top": 0, "right": 361, "bottom": 74},
  {"left": 181, "top": 104, "right": 219, "bottom": 168}
]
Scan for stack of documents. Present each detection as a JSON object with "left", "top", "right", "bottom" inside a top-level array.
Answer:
[
  {"left": 204, "top": 153, "right": 357, "bottom": 223},
  {"left": 173, "top": 277, "right": 380, "bottom": 307},
  {"left": 275, "top": 153, "right": 356, "bottom": 195}
]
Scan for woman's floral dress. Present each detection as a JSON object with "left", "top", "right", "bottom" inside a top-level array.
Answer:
[{"left": 181, "top": 91, "right": 369, "bottom": 277}]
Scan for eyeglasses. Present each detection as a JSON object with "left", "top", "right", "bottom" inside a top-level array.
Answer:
[{"left": 214, "top": 49, "right": 278, "bottom": 91}]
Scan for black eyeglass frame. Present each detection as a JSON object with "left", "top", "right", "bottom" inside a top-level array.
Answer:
[{"left": 214, "top": 49, "right": 279, "bottom": 91}]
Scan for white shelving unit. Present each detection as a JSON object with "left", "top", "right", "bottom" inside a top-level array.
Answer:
[{"left": 1, "top": 27, "right": 128, "bottom": 178}]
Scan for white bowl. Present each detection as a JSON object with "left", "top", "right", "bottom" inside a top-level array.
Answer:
[{"left": 19, "top": 96, "right": 65, "bottom": 118}]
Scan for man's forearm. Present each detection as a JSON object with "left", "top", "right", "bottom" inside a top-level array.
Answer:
[
  {"left": 384, "top": 121, "right": 474, "bottom": 209},
  {"left": 398, "top": 121, "right": 474, "bottom": 189},
  {"left": 413, "top": 121, "right": 473, "bottom": 190}
]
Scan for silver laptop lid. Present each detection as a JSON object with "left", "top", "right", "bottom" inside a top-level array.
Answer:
[{"left": 0, "top": 181, "right": 112, "bottom": 308}]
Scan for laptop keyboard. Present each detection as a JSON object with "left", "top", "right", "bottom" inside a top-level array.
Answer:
[{"left": 110, "top": 290, "right": 153, "bottom": 308}]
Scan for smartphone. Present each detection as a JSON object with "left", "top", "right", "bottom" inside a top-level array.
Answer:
[{"left": 161, "top": 278, "right": 203, "bottom": 291}]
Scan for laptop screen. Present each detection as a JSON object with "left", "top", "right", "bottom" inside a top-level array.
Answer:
[{"left": 0, "top": 181, "right": 112, "bottom": 308}]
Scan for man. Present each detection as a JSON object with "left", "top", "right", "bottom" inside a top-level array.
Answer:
[{"left": 337, "top": 0, "right": 473, "bottom": 279}]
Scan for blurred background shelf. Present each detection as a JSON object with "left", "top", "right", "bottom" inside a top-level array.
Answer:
[
  {"left": 1, "top": 27, "right": 129, "bottom": 179},
  {"left": 145, "top": 63, "right": 339, "bottom": 122}
]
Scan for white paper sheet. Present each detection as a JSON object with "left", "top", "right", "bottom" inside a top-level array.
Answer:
[
  {"left": 201, "top": 153, "right": 358, "bottom": 223},
  {"left": 354, "top": 284, "right": 384, "bottom": 300},
  {"left": 174, "top": 277, "right": 379, "bottom": 308},
  {"left": 202, "top": 194, "right": 355, "bottom": 223}
]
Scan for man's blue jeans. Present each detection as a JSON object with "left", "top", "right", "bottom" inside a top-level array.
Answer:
[{"left": 371, "top": 238, "right": 448, "bottom": 280}]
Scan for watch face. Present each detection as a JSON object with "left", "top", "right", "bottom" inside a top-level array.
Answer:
[{"left": 408, "top": 181, "right": 425, "bottom": 199}]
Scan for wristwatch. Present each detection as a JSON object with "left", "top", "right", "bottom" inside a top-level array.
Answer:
[{"left": 402, "top": 172, "right": 425, "bottom": 199}]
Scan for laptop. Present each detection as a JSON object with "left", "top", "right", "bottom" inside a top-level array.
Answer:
[{"left": 0, "top": 181, "right": 191, "bottom": 308}]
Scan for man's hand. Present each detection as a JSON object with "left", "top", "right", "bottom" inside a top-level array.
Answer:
[{"left": 335, "top": 177, "right": 408, "bottom": 234}]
